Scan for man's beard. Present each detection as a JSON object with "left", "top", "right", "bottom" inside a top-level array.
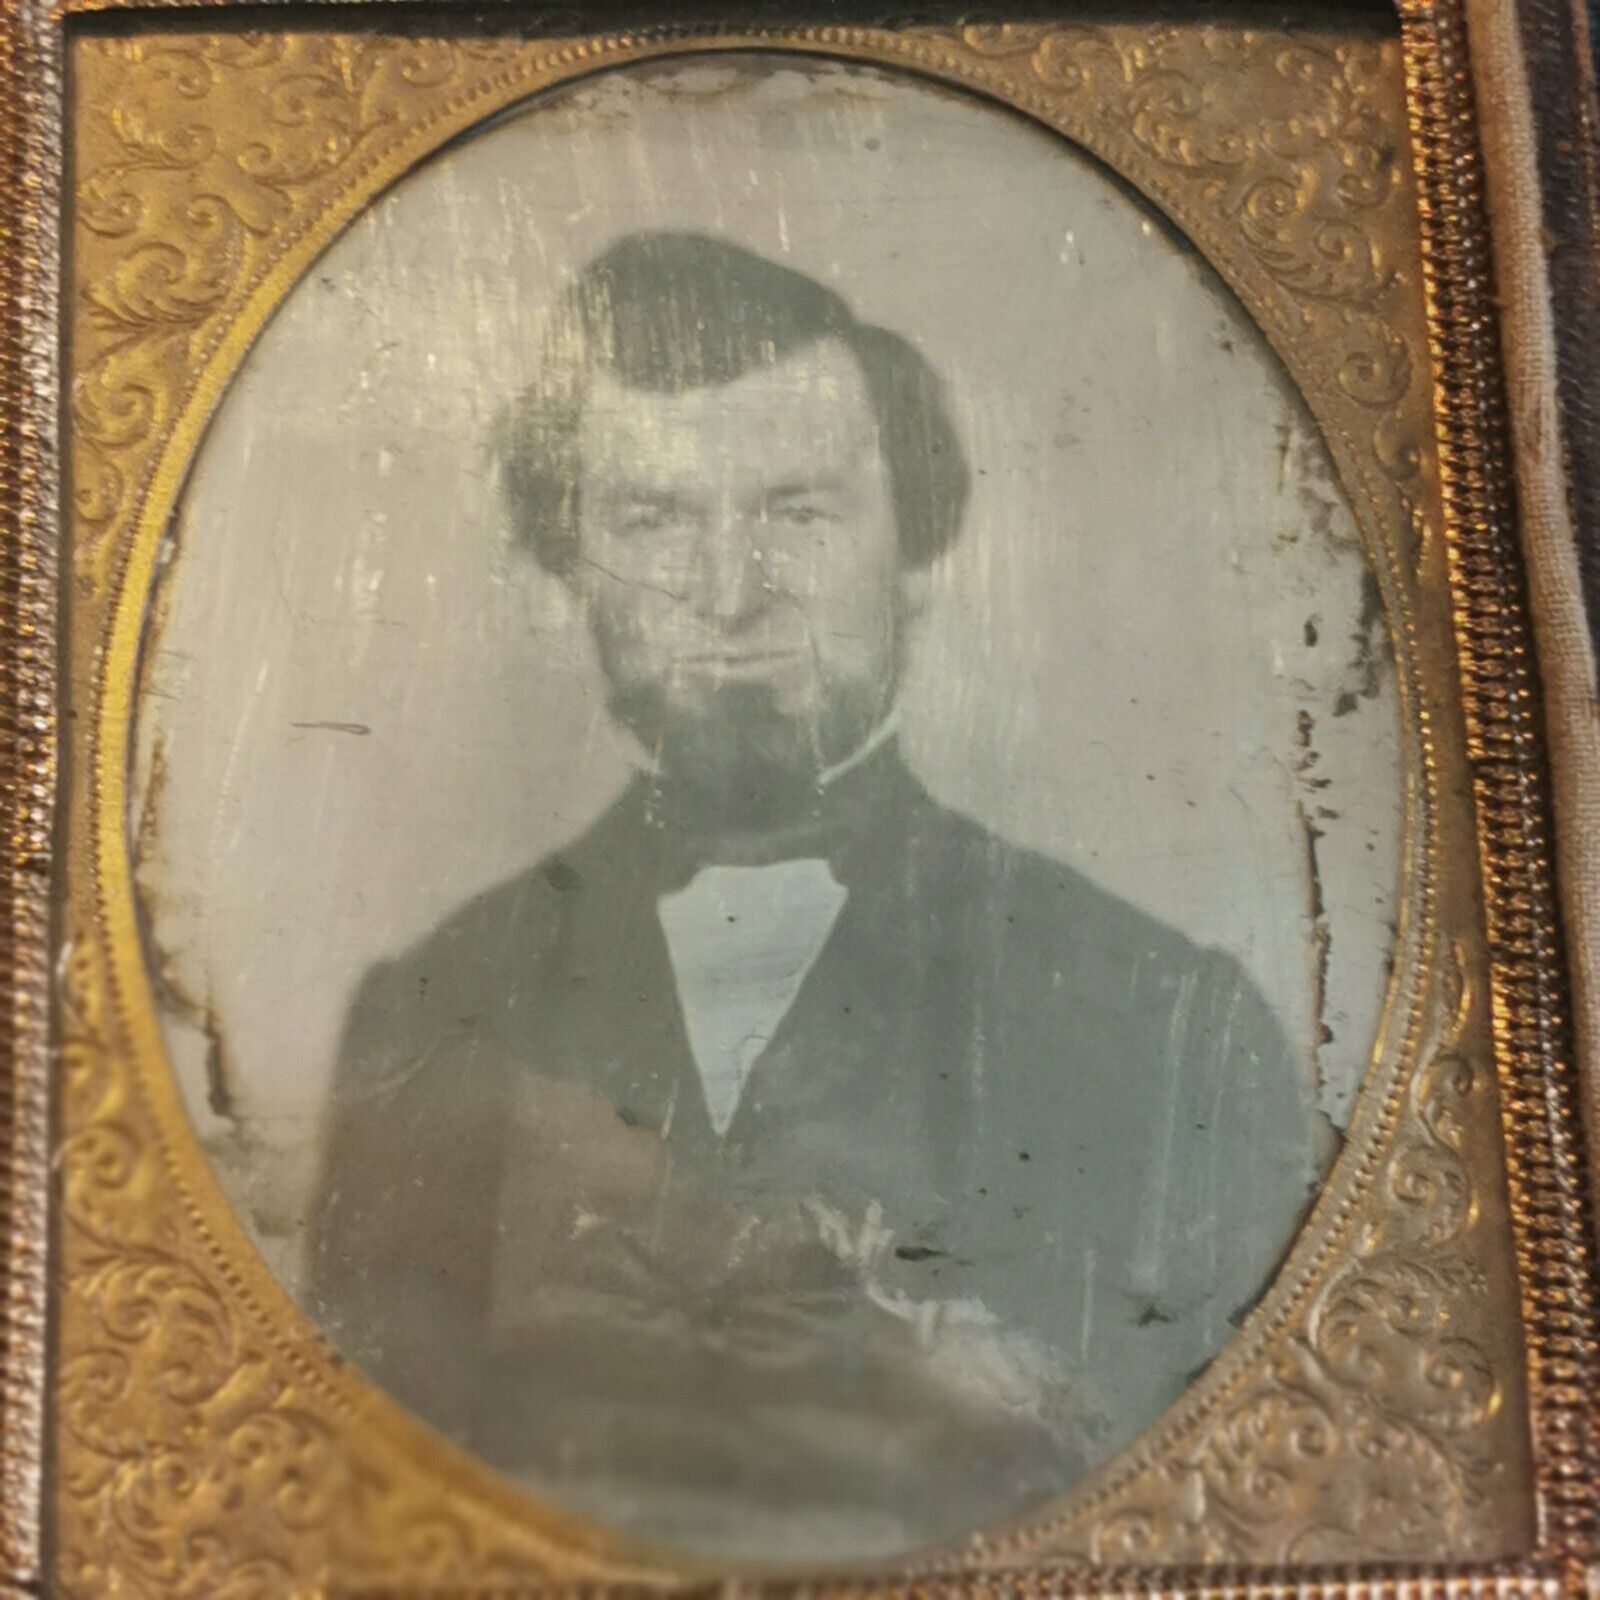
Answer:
[{"left": 600, "top": 664, "right": 898, "bottom": 834}]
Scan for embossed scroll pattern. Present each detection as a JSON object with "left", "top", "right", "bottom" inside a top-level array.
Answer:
[
  {"left": 1078, "top": 942, "right": 1501, "bottom": 1565},
  {"left": 55, "top": 940, "right": 581, "bottom": 1597},
  {"left": 70, "top": 33, "right": 512, "bottom": 591},
  {"left": 926, "top": 26, "right": 1523, "bottom": 1564},
  {"left": 954, "top": 24, "right": 1433, "bottom": 580},
  {"left": 57, "top": 22, "right": 1529, "bottom": 1593}
]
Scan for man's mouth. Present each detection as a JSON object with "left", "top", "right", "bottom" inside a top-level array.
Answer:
[{"left": 674, "top": 648, "right": 805, "bottom": 678}]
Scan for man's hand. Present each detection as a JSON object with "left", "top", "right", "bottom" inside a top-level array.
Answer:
[{"left": 514, "top": 1075, "right": 670, "bottom": 1212}]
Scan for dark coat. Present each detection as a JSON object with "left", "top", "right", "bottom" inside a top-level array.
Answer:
[{"left": 306, "top": 748, "right": 1330, "bottom": 1557}]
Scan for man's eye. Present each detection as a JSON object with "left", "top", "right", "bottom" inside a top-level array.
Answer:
[
  {"left": 772, "top": 503, "right": 841, "bottom": 527},
  {"left": 614, "top": 504, "right": 675, "bottom": 536}
]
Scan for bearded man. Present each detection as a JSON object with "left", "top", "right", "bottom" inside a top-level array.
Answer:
[{"left": 307, "top": 231, "right": 1330, "bottom": 1560}]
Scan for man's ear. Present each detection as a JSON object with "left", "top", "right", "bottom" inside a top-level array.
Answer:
[{"left": 898, "top": 566, "right": 932, "bottom": 623}]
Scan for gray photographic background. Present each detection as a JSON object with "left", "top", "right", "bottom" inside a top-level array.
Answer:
[{"left": 132, "top": 56, "right": 1403, "bottom": 1289}]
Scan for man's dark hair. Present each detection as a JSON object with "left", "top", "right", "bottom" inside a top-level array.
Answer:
[{"left": 496, "top": 230, "right": 970, "bottom": 575}]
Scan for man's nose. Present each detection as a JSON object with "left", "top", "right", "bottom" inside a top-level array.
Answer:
[{"left": 691, "top": 525, "right": 768, "bottom": 627}]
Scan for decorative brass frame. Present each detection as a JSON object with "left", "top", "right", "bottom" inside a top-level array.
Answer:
[{"left": 2, "top": 2, "right": 1598, "bottom": 1597}]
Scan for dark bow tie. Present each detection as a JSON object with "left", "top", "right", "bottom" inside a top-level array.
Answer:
[{"left": 626, "top": 740, "right": 925, "bottom": 893}]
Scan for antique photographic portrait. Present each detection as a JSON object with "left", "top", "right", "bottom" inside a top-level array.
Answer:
[{"left": 129, "top": 55, "right": 1403, "bottom": 1563}]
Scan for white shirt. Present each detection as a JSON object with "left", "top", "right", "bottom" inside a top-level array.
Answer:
[{"left": 657, "top": 859, "right": 848, "bottom": 1136}]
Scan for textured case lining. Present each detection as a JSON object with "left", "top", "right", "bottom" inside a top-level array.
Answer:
[{"left": 1466, "top": 0, "right": 1600, "bottom": 1231}]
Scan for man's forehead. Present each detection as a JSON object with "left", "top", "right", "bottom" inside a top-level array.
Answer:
[{"left": 576, "top": 337, "right": 877, "bottom": 469}]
